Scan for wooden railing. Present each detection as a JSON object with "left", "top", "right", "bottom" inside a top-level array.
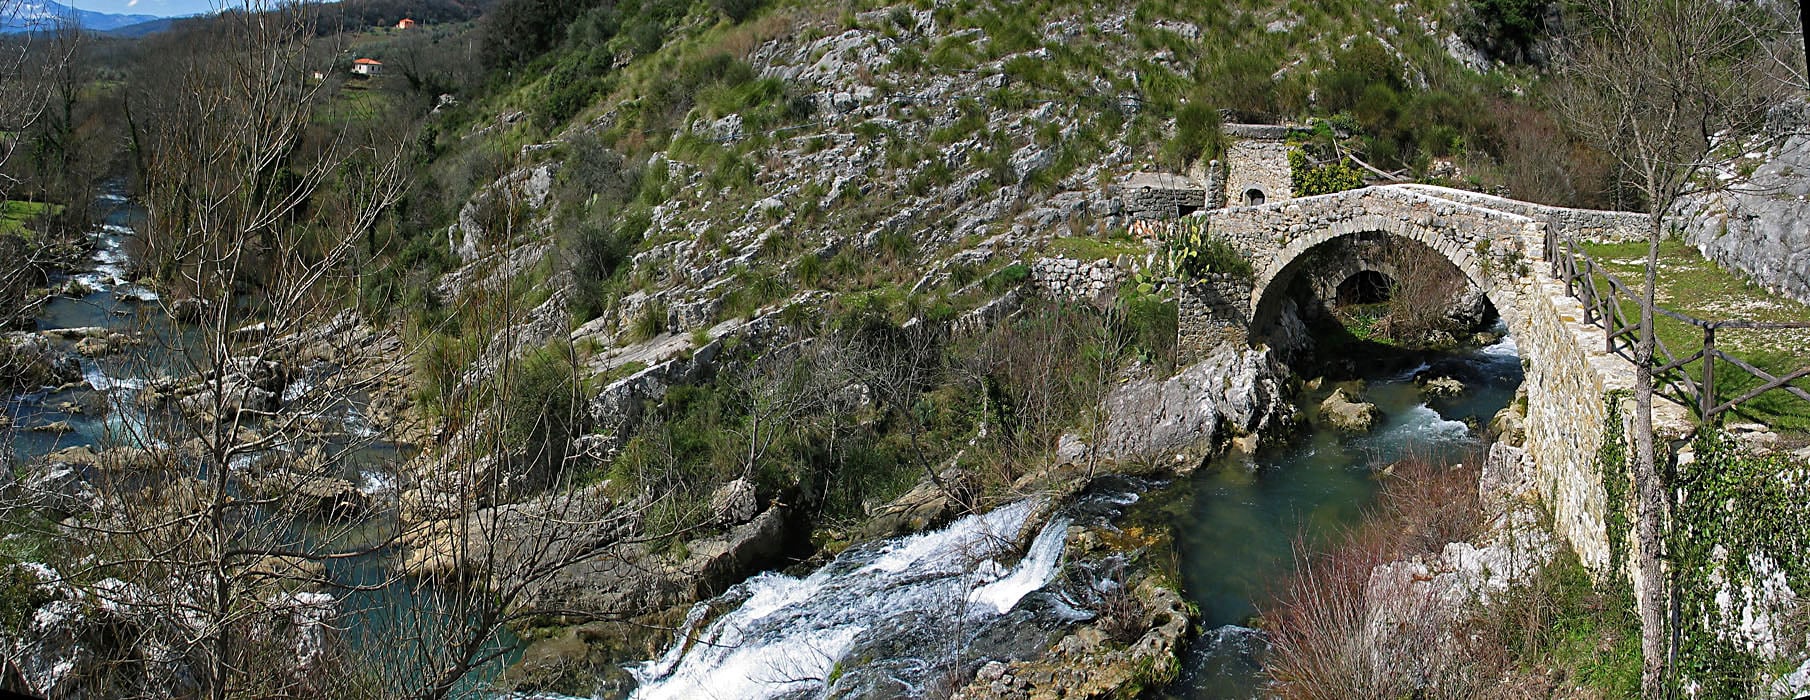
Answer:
[{"left": 1544, "top": 228, "right": 1810, "bottom": 425}]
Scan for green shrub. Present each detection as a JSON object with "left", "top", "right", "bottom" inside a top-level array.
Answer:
[
  {"left": 565, "top": 217, "right": 640, "bottom": 321},
  {"left": 1120, "top": 292, "right": 1177, "bottom": 369},
  {"left": 711, "top": 0, "right": 761, "bottom": 23},
  {"left": 1162, "top": 100, "right": 1222, "bottom": 168},
  {"left": 481, "top": 0, "right": 604, "bottom": 71},
  {"left": 1288, "top": 150, "right": 1367, "bottom": 197},
  {"left": 538, "top": 49, "right": 607, "bottom": 128},
  {"left": 1460, "top": 0, "right": 1551, "bottom": 65},
  {"left": 982, "top": 262, "right": 1031, "bottom": 293},
  {"left": 1165, "top": 218, "right": 1251, "bottom": 280},
  {"left": 413, "top": 332, "right": 469, "bottom": 414},
  {"left": 502, "top": 344, "right": 585, "bottom": 484}
]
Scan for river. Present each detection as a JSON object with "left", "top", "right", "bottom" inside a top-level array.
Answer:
[
  {"left": 1149, "top": 332, "right": 1524, "bottom": 698},
  {"left": 622, "top": 331, "right": 1525, "bottom": 698},
  {"left": 3, "top": 187, "right": 516, "bottom": 695}
]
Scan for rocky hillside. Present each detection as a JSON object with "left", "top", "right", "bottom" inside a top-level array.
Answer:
[
  {"left": 415, "top": 0, "right": 1573, "bottom": 378},
  {"left": 362, "top": 0, "right": 1589, "bottom": 691}
]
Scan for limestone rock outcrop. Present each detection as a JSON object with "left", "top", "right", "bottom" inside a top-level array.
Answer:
[
  {"left": 1087, "top": 343, "right": 1289, "bottom": 469},
  {"left": 1678, "top": 101, "right": 1810, "bottom": 305}
]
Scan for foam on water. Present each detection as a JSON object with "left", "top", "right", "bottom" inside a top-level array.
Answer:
[
  {"left": 1481, "top": 333, "right": 1520, "bottom": 359},
  {"left": 281, "top": 376, "right": 313, "bottom": 405},
  {"left": 968, "top": 516, "right": 1070, "bottom": 614},
  {"left": 357, "top": 470, "right": 396, "bottom": 495},
  {"left": 1383, "top": 403, "right": 1472, "bottom": 443},
  {"left": 83, "top": 366, "right": 143, "bottom": 393}
]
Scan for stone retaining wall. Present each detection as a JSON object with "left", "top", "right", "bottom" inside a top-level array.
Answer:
[
  {"left": 1116, "top": 172, "right": 1204, "bottom": 220},
  {"left": 1030, "top": 256, "right": 1126, "bottom": 304},
  {"left": 1176, "top": 274, "right": 1251, "bottom": 365},
  {"left": 1514, "top": 274, "right": 1693, "bottom": 577}
]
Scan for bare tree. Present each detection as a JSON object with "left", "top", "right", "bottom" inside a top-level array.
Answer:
[
  {"left": 10, "top": 2, "right": 413, "bottom": 698},
  {"left": 1557, "top": 1, "right": 1788, "bottom": 695}
]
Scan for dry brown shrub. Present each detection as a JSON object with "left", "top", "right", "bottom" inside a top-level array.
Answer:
[{"left": 1260, "top": 454, "right": 1498, "bottom": 700}]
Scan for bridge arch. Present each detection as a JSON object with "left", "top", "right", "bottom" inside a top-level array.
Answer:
[
  {"left": 1241, "top": 205, "right": 1533, "bottom": 343},
  {"left": 1172, "top": 184, "right": 1677, "bottom": 577},
  {"left": 1245, "top": 216, "right": 1513, "bottom": 341}
]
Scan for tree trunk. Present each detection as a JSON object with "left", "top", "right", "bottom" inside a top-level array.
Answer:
[
  {"left": 1800, "top": 0, "right": 1810, "bottom": 78},
  {"left": 1634, "top": 221, "right": 1669, "bottom": 699}
]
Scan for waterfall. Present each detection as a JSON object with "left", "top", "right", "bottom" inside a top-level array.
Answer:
[{"left": 628, "top": 499, "right": 1068, "bottom": 700}]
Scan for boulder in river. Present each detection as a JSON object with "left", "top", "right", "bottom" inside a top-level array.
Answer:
[
  {"left": 708, "top": 477, "right": 760, "bottom": 526},
  {"left": 0, "top": 332, "right": 82, "bottom": 390},
  {"left": 258, "top": 472, "right": 372, "bottom": 521},
  {"left": 1418, "top": 375, "right": 1466, "bottom": 398},
  {"left": 863, "top": 465, "right": 977, "bottom": 538},
  {"left": 1318, "top": 388, "right": 1379, "bottom": 434}
]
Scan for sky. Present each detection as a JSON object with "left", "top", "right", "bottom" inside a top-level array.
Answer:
[{"left": 61, "top": 0, "right": 217, "bottom": 17}]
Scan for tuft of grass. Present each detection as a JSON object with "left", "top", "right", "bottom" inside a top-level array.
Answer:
[
  {"left": 629, "top": 301, "right": 669, "bottom": 342},
  {"left": 1048, "top": 235, "right": 1144, "bottom": 261}
]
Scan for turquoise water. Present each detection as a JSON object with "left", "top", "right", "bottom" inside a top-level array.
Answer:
[{"left": 1145, "top": 333, "right": 1525, "bottom": 698}]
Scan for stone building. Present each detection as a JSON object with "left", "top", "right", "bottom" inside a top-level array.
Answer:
[
  {"left": 1219, "top": 123, "right": 1293, "bottom": 207},
  {"left": 1115, "top": 172, "right": 1205, "bottom": 221},
  {"left": 1116, "top": 123, "right": 1296, "bottom": 227}
]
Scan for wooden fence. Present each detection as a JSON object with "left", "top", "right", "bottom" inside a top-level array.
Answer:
[{"left": 1545, "top": 228, "right": 1810, "bottom": 425}]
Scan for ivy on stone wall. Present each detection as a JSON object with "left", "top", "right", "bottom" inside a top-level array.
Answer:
[
  {"left": 1287, "top": 149, "right": 1365, "bottom": 197},
  {"left": 1669, "top": 430, "right": 1810, "bottom": 694}
]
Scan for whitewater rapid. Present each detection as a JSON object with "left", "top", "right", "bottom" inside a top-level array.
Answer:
[{"left": 628, "top": 499, "right": 1068, "bottom": 700}]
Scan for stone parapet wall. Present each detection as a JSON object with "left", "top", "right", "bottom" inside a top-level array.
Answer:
[
  {"left": 1511, "top": 274, "right": 1692, "bottom": 583},
  {"left": 1396, "top": 184, "right": 1650, "bottom": 244},
  {"left": 1030, "top": 256, "right": 1126, "bottom": 304}
]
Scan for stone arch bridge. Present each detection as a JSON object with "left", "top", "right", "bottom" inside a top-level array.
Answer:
[{"left": 1174, "top": 183, "right": 1688, "bottom": 575}]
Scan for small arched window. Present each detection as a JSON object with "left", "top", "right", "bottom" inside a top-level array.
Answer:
[{"left": 1244, "top": 188, "right": 1266, "bottom": 206}]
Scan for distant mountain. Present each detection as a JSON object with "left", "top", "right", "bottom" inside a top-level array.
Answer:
[
  {"left": 1, "top": 1, "right": 162, "bottom": 33},
  {"left": 102, "top": 16, "right": 177, "bottom": 37}
]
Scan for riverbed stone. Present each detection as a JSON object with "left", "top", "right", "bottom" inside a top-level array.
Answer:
[
  {"left": 1318, "top": 388, "right": 1378, "bottom": 434},
  {"left": 1418, "top": 375, "right": 1466, "bottom": 398},
  {"left": 30, "top": 421, "right": 73, "bottom": 435}
]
